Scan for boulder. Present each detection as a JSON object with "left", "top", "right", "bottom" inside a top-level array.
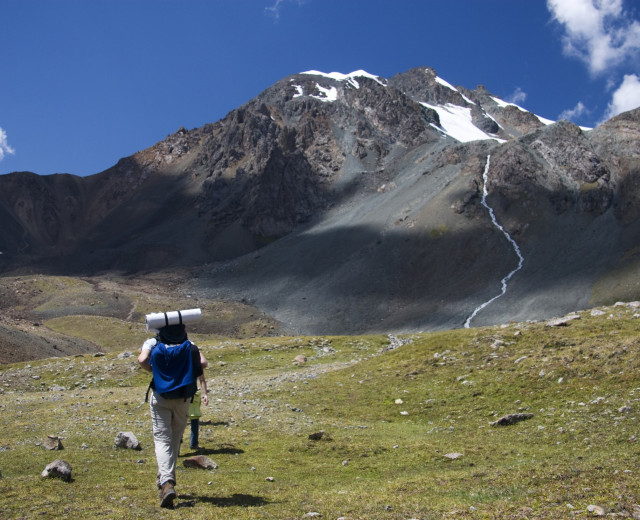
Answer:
[
  {"left": 114, "top": 431, "right": 141, "bottom": 450},
  {"left": 490, "top": 413, "right": 534, "bottom": 427},
  {"left": 43, "top": 435, "right": 63, "bottom": 450},
  {"left": 183, "top": 455, "right": 218, "bottom": 470},
  {"left": 41, "top": 460, "right": 72, "bottom": 482}
]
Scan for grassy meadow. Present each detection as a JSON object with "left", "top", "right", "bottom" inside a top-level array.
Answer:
[{"left": 1, "top": 301, "right": 640, "bottom": 519}]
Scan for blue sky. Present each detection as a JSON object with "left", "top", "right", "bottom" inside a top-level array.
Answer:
[{"left": 1, "top": 0, "right": 639, "bottom": 177}]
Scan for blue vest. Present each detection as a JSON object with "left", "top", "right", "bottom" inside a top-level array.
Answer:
[{"left": 150, "top": 340, "right": 197, "bottom": 396}]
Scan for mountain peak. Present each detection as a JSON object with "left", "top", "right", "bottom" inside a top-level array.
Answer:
[{"left": 0, "top": 68, "right": 638, "bottom": 335}]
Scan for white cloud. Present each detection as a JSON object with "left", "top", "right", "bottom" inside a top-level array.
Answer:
[
  {"left": 265, "top": 0, "right": 305, "bottom": 20},
  {"left": 0, "top": 127, "right": 15, "bottom": 160},
  {"left": 603, "top": 73, "right": 640, "bottom": 119},
  {"left": 547, "top": 0, "right": 640, "bottom": 75},
  {"left": 506, "top": 87, "right": 527, "bottom": 105},
  {"left": 559, "top": 101, "right": 588, "bottom": 120}
]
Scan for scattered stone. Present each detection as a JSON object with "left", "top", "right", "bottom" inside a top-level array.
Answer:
[
  {"left": 395, "top": 398, "right": 403, "bottom": 404},
  {"left": 114, "top": 431, "right": 141, "bottom": 450},
  {"left": 303, "top": 513, "right": 322, "bottom": 518},
  {"left": 342, "top": 460, "right": 349, "bottom": 466},
  {"left": 41, "top": 460, "right": 72, "bottom": 482},
  {"left": 545, "top": 314, "right": 580, "bottom": 327},
  {"left": 443, "top": 452, "right": 463, "bottom": 460},
  {"left": 265, "top": 476, "right": 275, "bottom": 482},
  {"left": 587, "top": 504, "right": 605, "bottom": 516},
  {"left": 619, "top": 405, "right": 632, "bottom": 414},
  {"left": 308, "top": 431, "right": 325, "bottom": 441},
  {"left": 490, "top": 413, "right": 534, "bottom": 427},
  {"left": 93, "top": 352, "right": 105, "bottom": 357},
  {"left": 293, "top": 355, "right": 307, "bottom": 365},
  {"left": 117, "top": 351, "right": 133, "bottom": 359},
  {"left": 591, "top": 309, "right": 606, "bottom": 316},
  {"left": 183, "top": 455, "right": 218, "bottom": 470},
  {"left": 400, "top": 411, "right": 409, "bottom": 415},
  {"left": 43, "top": 435, "right": 63, "bottom": 450}
]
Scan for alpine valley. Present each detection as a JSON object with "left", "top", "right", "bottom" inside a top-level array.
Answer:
[{"left": 1, "top": 67, "right": 639, "bottom": 358}]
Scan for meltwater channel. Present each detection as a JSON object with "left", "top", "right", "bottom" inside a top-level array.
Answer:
[{"left": 464, "top": 155, "right": 524, "bottom": 328}]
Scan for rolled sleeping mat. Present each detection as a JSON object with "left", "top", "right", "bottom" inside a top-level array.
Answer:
[{"left": 145, "top": 308, "right": 202, "bottom": 330}]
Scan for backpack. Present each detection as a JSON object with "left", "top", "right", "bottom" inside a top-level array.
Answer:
[{"left": 145, "top": 340, "right": 198, "bottom": 401}]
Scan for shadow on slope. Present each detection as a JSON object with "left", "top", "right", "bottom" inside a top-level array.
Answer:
[{"left": 195, "top": 201, "right": 640, "bottom": 334}]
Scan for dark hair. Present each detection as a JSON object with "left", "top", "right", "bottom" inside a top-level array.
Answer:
[{"left": 157, "top": 324, "right": 188, "bottom": 344}]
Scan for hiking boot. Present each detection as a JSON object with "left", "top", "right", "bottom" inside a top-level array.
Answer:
[{"left": 160, "top": 481, "right": 176, "bottom": 508}]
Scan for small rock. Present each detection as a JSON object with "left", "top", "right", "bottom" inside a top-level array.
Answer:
[
  {"left": 308, "top": 431, "right": 325, "bottom": 441},
  {"left": 43, "top": 435, "right": 63, "bottom": 451},
  {"left": 303, "top": 513, "right": 322, "bottom": 518},
  {"left": 41, "top": 460, "right": 72, "bottom": 482},
  {"left": 293, "top": 355, "right": 307, "bottom": 365},
  {"left": 587, "top": 504, "right": 605, "bottom": 516},
  {"left": 443, "top": 452, "right": 463, "bottom": 460},
  {"left": 114, "top": 432, "right": 141, "bottom": 450},
  {"left": 183, "top": 455, "right": 218, "bottom": 470},
  {"left": 265, "top": 476, "right": 275, "bottom": 482},
  {"left": 117, "top": 351, "right": 133, "bottom": 359},
  {"left": 545, "top": 314, "right": 580, "bottom": 327},
  {"left": 395, "top": 398, "right": 403, "bottom": 404},
  {"left": 490, "top": 413, "right": 534, "bottom": 427}
]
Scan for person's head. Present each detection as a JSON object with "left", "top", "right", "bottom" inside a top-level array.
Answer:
[{"left": 157, "top": 324, "right": 188, "bottom": 345}]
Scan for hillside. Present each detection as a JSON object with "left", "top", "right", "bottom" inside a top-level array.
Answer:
[
  {"left": 0, "top": 67, "right": 639, "bottom": 339},
  {"left": 1, "top": 303, "right": 640, "bottom": 518}
]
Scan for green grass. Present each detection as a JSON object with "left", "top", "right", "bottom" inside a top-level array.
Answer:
[{"left": 2, "top": 305, "right": 640, "bottom": 518}]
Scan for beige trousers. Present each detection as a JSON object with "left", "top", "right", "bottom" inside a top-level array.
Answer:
[{"left": 149, "top": 391, "right": 190, "bottom": 486}]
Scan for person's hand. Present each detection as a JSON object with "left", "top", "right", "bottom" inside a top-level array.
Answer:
[{"left": 202, "top": 393, "right": 209, "bottom": 406}]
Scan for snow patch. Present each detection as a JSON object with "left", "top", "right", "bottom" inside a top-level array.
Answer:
[
  {"left": 435, "top": 76, "right": 457, "bottom": 92},
  {"left": 460, "top": 93, "right": 476, "bottom": 105},
  {"left": 491, "top": 96, "right": 555, "bottom": 126},
  {"left": 311, "top": 84, "right": 338, "bottom": 102},
  {"left": 301, "top": 70, "right": 386, "bottom": 86},
  {"left": 422, "top": 103, "right": 504, "bottom": 143},
  {"left": 292, "top": 85, "right": 304, "bottom": 98},
  {"left": 536, "top": 115, "right": 555, "bottom": 126}
]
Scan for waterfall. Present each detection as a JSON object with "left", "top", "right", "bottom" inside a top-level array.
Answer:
[{"left": 464, "top": 155, "right": 524, "bottom": 328}]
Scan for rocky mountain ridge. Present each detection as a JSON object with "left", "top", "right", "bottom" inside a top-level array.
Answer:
[{"left": 1, "top": 67, "right": 639, "bottom": 334}]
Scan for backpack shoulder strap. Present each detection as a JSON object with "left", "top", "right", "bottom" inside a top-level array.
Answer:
[{"left": 144, "top": 379, "right": 155, "bottom": 402}]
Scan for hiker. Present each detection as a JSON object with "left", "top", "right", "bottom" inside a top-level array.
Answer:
[
  {"left": 188, "top": 372, "right": 209, "bottom": 450},
  {"left": 138, "top": 319, "right": 208, "bottom": 508}
]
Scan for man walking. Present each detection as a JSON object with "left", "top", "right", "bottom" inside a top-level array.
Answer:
[{"left": 138, "top": 317, "right": 207, "bottom": 508}]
